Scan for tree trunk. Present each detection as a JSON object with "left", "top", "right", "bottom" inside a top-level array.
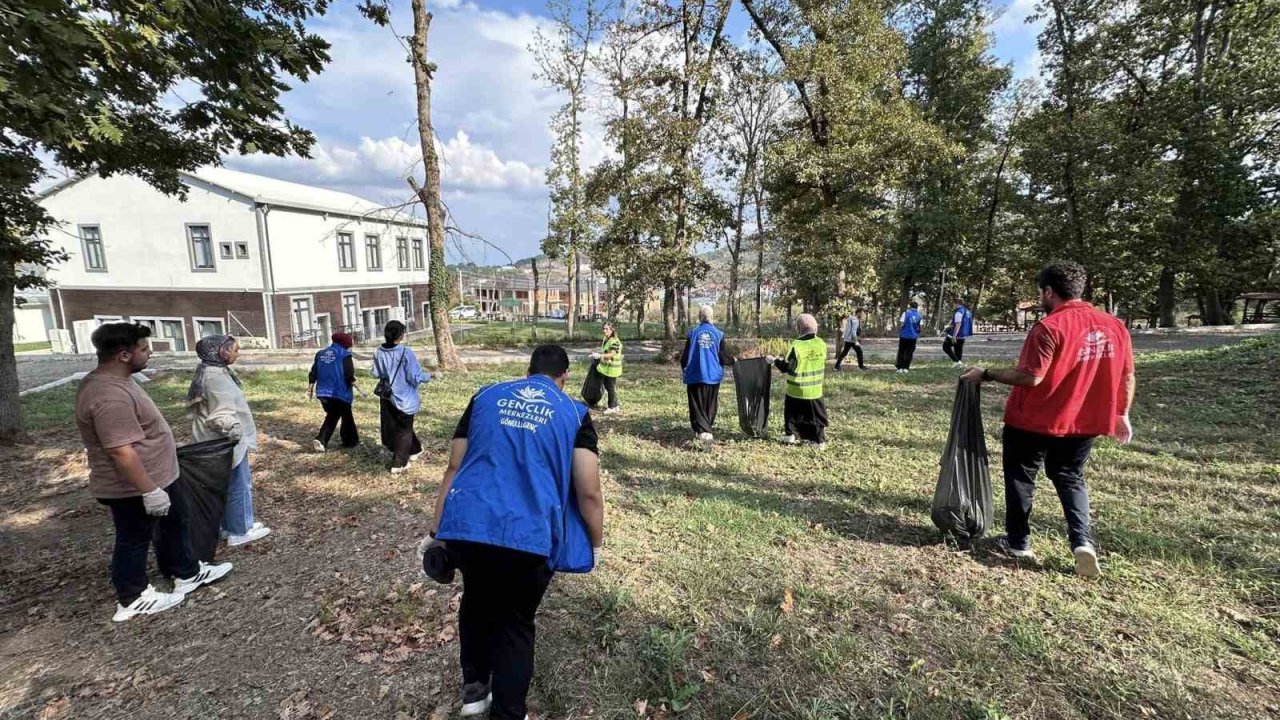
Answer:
[
  {"left": 0, "top": 257, "right": 25, "bottom": 444},
  {"left": 408, "top": 0, "right": 463, "bottom": 370},
  {"left": 531, "top": 258, "right": 540, "bottom": 340},
  {"left": 565, "top": 243, "right": 578, "bottom": 340},
  {"left": 729, "top": 182, "right": 745, "bottom": 331},
  {"left": 1157, "top": 265, "right": 1177, "bottom": 328},
  {"left": 661, "top": 281, "right": 678, "bottom": 359},
  {"left": 754, "top": 183, "right": 766, "bottom": 336}
]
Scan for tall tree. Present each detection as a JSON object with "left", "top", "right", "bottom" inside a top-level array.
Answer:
[
  {"left": 0, "top": 0, "right": 388, "bottom": 443},
  {"left": 533, "top": 0, "right": 606, "bottom": 340},
  {"left": 408, "top": 0, "right": 463, "bottom": 369}
]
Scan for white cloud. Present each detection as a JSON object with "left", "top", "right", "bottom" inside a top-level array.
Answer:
[{"left": 990, "top": 0, "right": 1039, "bottom": 36}]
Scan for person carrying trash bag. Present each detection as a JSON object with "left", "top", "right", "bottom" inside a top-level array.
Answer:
[
  {"left": 769, "top": 313, "right": 830, "bottom": 448},
  {"left": 733, "top": 354, "right": 773, "bottom": 438},
  {"left": 187, "top": 335, "right": 271, "bottom": 548},
  {"left": 589, "top": 322, "right": 623, "bottom": 414},
  {"left": 421, "top": 345, "right": 604, "bottom": 720},
  {"left": 962, "top": 261, "right": 1136, "bottom": 578},
  {"left": 931, "top": 380, "right": 993, "bottom": 546},
  {"left": 76, "top": 322, "right": 233, "bottom": 622}
]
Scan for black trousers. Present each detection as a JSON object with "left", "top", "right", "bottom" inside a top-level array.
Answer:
[
  {"left": 686, "top": 383, "right": 720, "bottom": 435},
  {"left": 834, "top": 341, "right": 865, "bottom": 369},
  {"left": 601, "top": 375, "right": 619, "bottom": 409},
  {"left": 895, "top": 338, "right": 918, "bottom": 369},
  {"left": 380, "top": 399, "right": 422, "bottom": 468},
  {"left": 98, "top": 477, "right": 200, "bottom": 605},
  {"left": 316, "top": 396, "right": 359, "bottom": 448},
  {"left": 1002, "top": 425, "right": 1095, "bottom": 550},
  {"left": 783, "top": 395, "right": 828, "bottom": 443},
  {"left": 452, "top": 541, "right": 554, "bottom": 720},
  {"left": 943, "top": 337, "right": 966, "bottom": 362}
]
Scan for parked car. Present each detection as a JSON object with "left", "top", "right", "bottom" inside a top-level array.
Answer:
[{"left": 448, "top": 305, "right": 479, "bottom": 320}]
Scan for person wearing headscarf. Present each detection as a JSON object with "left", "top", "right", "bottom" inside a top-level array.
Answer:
[
  {"left": 372, "top": 320, "right": 433, "bottom": 474},
  {"left": 770, "top": 314, "right": 830, "bottom": 448},
  {"left": 187, "top": 335, "right": 271, "bottom": 547},
  {"left": 308, "top": 332, "right": 359, "bottom": 451}
]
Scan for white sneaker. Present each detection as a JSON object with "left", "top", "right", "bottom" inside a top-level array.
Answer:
[
  {"left": 312, "top": 439, "right": 325, "bottom": 453},
  {"left": 173, "top": 560, "right": 234, "bottom": 596},
  {"left": 226, "top": 524, "right": 271, "bottom": 547},
  {"left": 408, "top": 452, "right": 423, "bottom": 464},
  {"left": 1073, "top": 545, "right": 1101, "bottom": 578},
  {"left": 390, "top": 465, "right": 410, "bottom": 475},
  {"left": 781, "top": 435, "right": 798, "bottom": 446},
  {"left": 814, "top": 442, "right": 828, "bottom": 451},
  {"left": 112, "top": 585, "right": 184, "bottom": 622},
  {"left": 460, "top": 682, "right": 491, "bottom": 717},
  {"left": 952, "top": 361, "right": 964, "bottom": 369},
  {"left": 603, "top": 406, "right": 621, "bottom": 415},
  {"left": 697, "top": 432, "right": 714, "bottom": 451}
]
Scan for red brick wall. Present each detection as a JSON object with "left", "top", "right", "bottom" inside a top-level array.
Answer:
[
  {"left": 272, "top": 283, "right": 433, "bottom": 347},
  {"left": 52, "top": 288, "right": 267, "bottom": 349}
]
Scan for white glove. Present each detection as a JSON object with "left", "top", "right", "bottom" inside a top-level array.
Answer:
[
  {"left": 765, "top": 356, "right": 776, "bottom": 365},
  {"left": 1113, "top": 414, "right": 1134, "bottom": 444},
  {"left": 227, "top": 424, "right": 243, "bottom": 443},
  {"left": 590, "top": 353, "right": 601, "bottom": 360},
  {"left": 142, "top": 487, "right": 171, "bottom": 516},
  {"left": 418, "top": 534, "right": 442, "bottom": 558}
]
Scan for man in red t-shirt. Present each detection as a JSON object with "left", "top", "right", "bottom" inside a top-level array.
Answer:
[{"left": 962, "top": 261, "right": 1135, "bottom": 577}]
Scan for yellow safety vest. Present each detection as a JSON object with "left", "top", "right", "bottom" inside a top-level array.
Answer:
[
  {"left": 598, "top": 336, "right": 623, "bottom": 378},
  {"left": 785, "top": 336, "right": 827, "bottom": 400}
]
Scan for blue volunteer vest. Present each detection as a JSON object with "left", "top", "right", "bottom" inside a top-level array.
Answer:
[
  {"left": 900, "top": 310, "right": 923, "bottom": 340},
  {"left": 313, "top": 344, "right": 353, "bottom": 403},
  {"left": 435, "top": 374, "right": 594, "bottom": 572},
  {"left": 954, "top": 306, "right": 974, "bottom": 338},
  {"left": 683, "top": 323, "right": 726, "bottom": 385}
]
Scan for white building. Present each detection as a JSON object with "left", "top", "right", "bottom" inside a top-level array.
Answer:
[{"left": 35, "top": 167, "right": 433, "bottom": 351}]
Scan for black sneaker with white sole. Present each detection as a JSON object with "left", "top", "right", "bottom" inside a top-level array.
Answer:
[{"left": 173, "top": 560, "right": 234, "bottom": 596}]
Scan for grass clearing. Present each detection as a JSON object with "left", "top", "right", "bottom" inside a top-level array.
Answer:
[{"left": 5, "top": 336, "right": 1278, "bottom": 719}]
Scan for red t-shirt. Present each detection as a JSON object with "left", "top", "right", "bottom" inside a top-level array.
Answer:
[{"left": 1004, "top": 301, "right": 1134, "bottom": 437}]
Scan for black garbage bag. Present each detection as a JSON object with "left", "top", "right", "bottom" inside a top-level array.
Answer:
[
  {"left": 581, "top": 359, "right": 604, "bottom": 407},
  {"left": 733, "top": 357, "right": 772, "bottom": 438},
  {"left": 177, "top": 438, "right": 235, "bottom": 562},
  {"left": 931, "top": 381, "right": 993, "bottom": 540}
]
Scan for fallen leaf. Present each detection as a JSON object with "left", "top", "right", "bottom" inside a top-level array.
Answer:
[
  {"left": 354, "top": 652, "right": 378, "bottom": 665},
  {"left": 634, "top": 698, "right": 649, "bottom": 717},
  {"left": 278, "top": 690, "right": 313, "bottom": 720},
  {"left": 383, "top": 645, "right": 413, "bottom": 663},
  {"left": 36, "top": 698, "right": 70, "bottom": 720},
  {"left": 436, "top": 625, "right": 457, "bottom": 643},
  {"left": 699, "top": 669, "right": 717, "bottom": 683},
  {"left": 731, "top": 712, "right": 752, "bottom": 720},
  {"left": 769, "top": 634, "right": 782, "bottom": 649},
  {"left": 780, "top": 588, "right": 794, "bottom": 614}
]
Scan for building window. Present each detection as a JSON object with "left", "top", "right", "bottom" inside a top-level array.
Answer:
[
  {"left": 235, "top": 242, "right": 250, "bottom": 259},
  {"left": 195, "top": 318, "right": 226, "bottom": 338},
  {"left": 365, "top": 235, "right": 382, "bottom": 271},
  {"left": 80, "top": 225, "right": 106, "bottom": 271},
  {"left": 337, "top": 232, "right": 356, "bottom": 271},
  {"left": 411, "top": 238, "right": 425, "bottom": 270},
  {"left": 396, "top": 237, "right": 410, "bottom": 270},
  {"left": 373, "top": 307, "right": 390, "bottom": 328},
  {"left": 219, "top": 241, "right": 234, "bottom": 260},
  {"left": 188, "top": 224, "right": 215, "bottom": 271},
  {"left": 291, "top": 297, "right": 314, "bottom": 334},
  {"left": 342, "top": 293, "right": 360, "bottom": 330},
  {"left": 400, "top": 289, "right": 414, "bottom": 325}
]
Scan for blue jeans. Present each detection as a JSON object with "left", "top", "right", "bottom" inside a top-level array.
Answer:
[{"left": 222, "top": 458, "right": 255, "bottom": 535}]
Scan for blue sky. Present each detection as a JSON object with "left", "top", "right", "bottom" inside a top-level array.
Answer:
[{"left": 226, "top": 0, "right": 1044, "bottom": 264}]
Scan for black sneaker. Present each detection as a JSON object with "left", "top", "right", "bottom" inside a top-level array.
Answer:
[
  {"left": 994, "top": 536, "right": 1036, "bottom": 560},
  {"left": 460, "top": 682, "right": 491, "bottom": 717}
]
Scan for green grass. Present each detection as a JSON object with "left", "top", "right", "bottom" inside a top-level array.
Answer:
[
  {"left": 20, "top": 336, "right": 1280, "bottom": 719},
  {"left": 13, "top": 341, "right": 51, "bottom": 352}
]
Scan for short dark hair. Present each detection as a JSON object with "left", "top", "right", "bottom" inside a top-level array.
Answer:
[
  {"left": 909, "top": 301, "right": 919, "bottom": 309},
  {"left": 1036, "top": 261, "right": 1087, "bottom": 300},
  {"left": 383, "top": 320, "right": 406, "bottom": 344},
  {"left": 529, "top": 344, "right": 570, "bottom": 377},
  {"left": 91, "top": 322, "right": 151, "bottom": 360}
]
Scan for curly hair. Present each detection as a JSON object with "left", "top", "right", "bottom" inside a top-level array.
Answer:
[{"left": 1036, "top": 261, "right": 1087, "bottom": 300}]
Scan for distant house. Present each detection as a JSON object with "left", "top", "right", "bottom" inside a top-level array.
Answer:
[
  {"left": 459, "top": 271, "right": 606, "bottom": 319},
  {"left": 36, "top": 167, "right": 432, "bottom": 351}
]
